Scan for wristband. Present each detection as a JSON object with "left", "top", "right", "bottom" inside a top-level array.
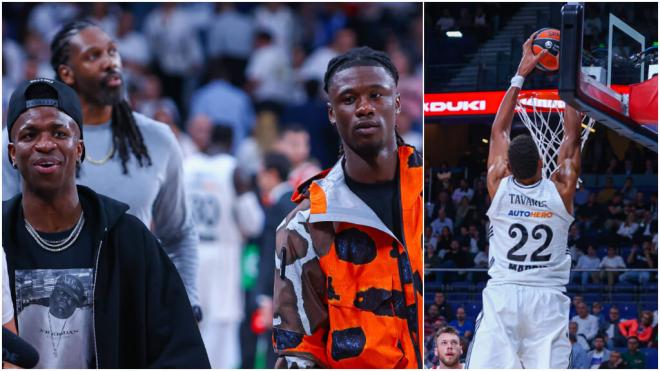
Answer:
[{"left": 510, "top": 75, "right": 525, "bottom": 89}]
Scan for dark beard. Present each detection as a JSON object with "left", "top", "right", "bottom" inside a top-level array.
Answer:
[{"left": 81, "top": 73, "right": 124, "bottom": 106}]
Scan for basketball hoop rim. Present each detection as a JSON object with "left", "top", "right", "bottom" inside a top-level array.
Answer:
[{"left": 517, "top": 91, "right": 564, "bottom": 110}]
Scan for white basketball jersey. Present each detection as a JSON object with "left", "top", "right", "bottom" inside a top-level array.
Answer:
[
  {"left": 486, "top": 176, "right": 573, "bottom": 288},
  {"left": 184, "top": 153, "right": 242, "bottom": 247}
]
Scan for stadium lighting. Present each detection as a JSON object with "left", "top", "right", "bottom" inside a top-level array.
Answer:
[
  {"left": 482, "top": 138, "right": 489, "bottom": 144},
  {"left": 446, "top": 31, "right": 463, "bottom": 38}
]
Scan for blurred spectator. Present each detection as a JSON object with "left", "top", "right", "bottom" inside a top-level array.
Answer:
[
  {"left": 144, "top": 3, "right": 204, "bottom": 110},
  {"left": 592, "top": 302, "right": 606, "bottom": 324},
  {"left": 253, "top": 3, "right": 294, "bottom": 51},
  {"left": 154, "top": 104, "right": 197, "bottom": 159},
  {"left": 396, "top": 111, "right": 422, "bottom": 152},
  {"left": 596, "top": 177, "right": 616, "bottom": 204},
  {"left": 573, "top": 245, "right": 601, "bottom": 285},
  {"left": 618, "top": 311, "right": 654, "bottom": 346},
  {"left": 273, "top": 124, "right": 321, "bottom": 188},
  {"left": 455, "top": 8, "right": 472, "bottom": 31},
  {"left": 619, "top": 241, "right": 655, "bottom": 285},
  {"left": 448, "top": 307, "right": 474, "bottom": 340},
  {"left": 186, "top": 114, "right": 214, "bottom": 155},
  {"left": 570, "top": 332, "right": 592, "bottom": 369},
  {"left": 207, "top": 3, "right": 254, "bottom": 86},
  {"left": 431, "top": 209, "right": 454, "bottom": 237},
  {"left": 390, "top": 48, "right": 423, "bottom": 122},
  {"left": 436, "top": 226, "right": 453, "bottom": 252},
  {"left": 599, "top": 306, "right": 627, "bottom": 349},
  {"left": 620, "top": 177, "right": 637, "bottom": 202},
  {"left": 432, "top": 191, "right": 456, "bottom": 221},
  {"left": 570, "top": 320, "right": 591, "bottom": 351},
  {"left": 190, "top": 59, "right": 256, "bottom": 153},
  {"left": 299, "top": 27, "right": 356, "bottom": 85},
  {"left": 588, "top": 335, "right": 611, "bottom": 368},
  {"left": 451, "top": 179, "right": 474, "bottom": 205},
  {"left": 603, "top": 193, "right": 625, "bottom": 231},
  {"left": 454, "top": 196, "right": 475, "bottom": 230},
  {"left": 616, "top": 213, "right": 639, "bottom": 244},
  {"left": 600, "top": 246, "right": 626, "bottom": 286},
  {"left": 115, "top": 11, "right": 150, "bottom": 70},
  {"left": 86, "top": 3, "right": 120, "bottom": 38},
  {"left": 254, "top": 151, "right": 294, "bottom": 368},
  {"left": 245, "top": 30, "right": 294, "bottom": 111},
  {"left": 27, "top": 3, "right": 79, "bottom": 42},
  {"left": 467, "top": 224, "right": 484, "bottom": 254},
  {"left": 643, "top": 159, "right": 656, "bottom": 174},
  {"left": 573, "top": 302, "right": 600, "bottom": 343},
  {"left": 136, "top": 73, "right": 180, "bottom": 126},
  {"left": 621, "top": 336, "right": 645, "bottom": 368},
  {"left": 598, "top": 350, "right": 627, "bottom": 369},
  {"left": 433, "top": 292, "right": 454, "bottom": 322},
  {"left": 435, "top": 9, "right": 455, "bottom": 31}
]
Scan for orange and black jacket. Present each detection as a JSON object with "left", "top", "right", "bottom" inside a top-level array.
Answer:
[{"left": 272, "top": 145, "right": 423, "bottom": 368}]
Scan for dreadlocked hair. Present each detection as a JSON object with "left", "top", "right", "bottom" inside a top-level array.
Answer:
[
  {"left": 323, "top": 46, "right": 399, "bottom": 93},
  {"left": 325, "top": 47, "right": 406, "bottom": 157},
  {"left": 51, "top": 20, "right": 152, "bottom": 174}
]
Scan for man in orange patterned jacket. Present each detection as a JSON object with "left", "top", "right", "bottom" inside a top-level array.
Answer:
[{"left": 272, "top": 47, "right": 423, "bottom": 368}]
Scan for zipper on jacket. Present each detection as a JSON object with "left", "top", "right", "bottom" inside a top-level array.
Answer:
[{"left": 92, "top": 227, "right": 106, "bottom": 369}]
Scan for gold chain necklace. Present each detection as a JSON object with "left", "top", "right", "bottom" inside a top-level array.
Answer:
[{"left": 85, "top": 143, "right": 115, "bottom": 165}]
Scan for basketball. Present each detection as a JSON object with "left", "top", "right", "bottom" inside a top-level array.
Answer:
[{"left": 532, "top": 28, "right": 560, "bottom": 72}]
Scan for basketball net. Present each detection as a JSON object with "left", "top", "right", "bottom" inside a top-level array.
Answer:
[{"left": 515, "top": 91, "right": 595, "bottom": 182}]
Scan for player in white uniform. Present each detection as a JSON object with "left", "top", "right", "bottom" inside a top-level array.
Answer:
[
  {"left": 466, "top": 36, "right": 583, "bottom": 369},
  {"left": 183, "top": 126, "right": 264, "bottom": 368}
]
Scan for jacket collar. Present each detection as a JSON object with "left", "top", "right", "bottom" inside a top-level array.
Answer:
[{"left": 293, "top": 145, "right": 422, "bottom": 242}]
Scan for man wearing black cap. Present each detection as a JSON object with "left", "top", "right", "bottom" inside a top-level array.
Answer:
[{"left": 2, "top": 78, "right": 210, "bottom": 368}]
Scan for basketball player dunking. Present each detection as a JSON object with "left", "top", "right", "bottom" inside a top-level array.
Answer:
[{"left": 465, "top": 36, "right": 582, "bottom": 369}]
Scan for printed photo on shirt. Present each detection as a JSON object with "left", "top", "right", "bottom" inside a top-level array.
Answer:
[{"left": 15, "top": 269, "right": 94, "bottom": 368}]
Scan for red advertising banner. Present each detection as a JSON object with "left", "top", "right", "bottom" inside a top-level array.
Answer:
[{"left": 424, "top": 86, "right": 631, "bottom": 117}]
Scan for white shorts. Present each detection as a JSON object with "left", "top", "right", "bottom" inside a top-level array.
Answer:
[{"left": 465, "top": 284, "right": 571, "bottom": 369}]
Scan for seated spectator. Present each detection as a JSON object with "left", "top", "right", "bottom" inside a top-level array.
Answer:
[
  {"left": 431, "top": 209, "right": 454, "bottom": 237},
  {"left": 454, "top": 196, "right": 475, "bottom": 230},
  {"left": 570, "top": 321, "right": 591, "bottom": 351},
  {"left": 573, "top": 245, "right": 601, "bottom": 285},
  {"left": 588, "top": 335, "right": 611, "bottom": 369},
  {"left": 619, "top": 240, "right": 655, "bottom": 285},
  {"left": 448, "top": 307, "right": 474, "bottom": 341},
  {"left": 604, "top": 193, "right": 625, "bottom": 231},
  {"left": 596, "top": 177, "right": 616, "bottom": 204},
  {"left": 616, "top": 212, "right": 639, "bottom": 243},
  {"left": 436, "top": 226, "right": 453, "bottom": 253},
  {"left": 573, "top": 302, "right": 600, "bottom": 344},
  {"left": 592, "top": 302, "right": 606, "bottom": 323},
  {"left": 599, "top": 306, "right": 627, "bottom": 348},
  {"left": 467, "top": 224, "right": 485, "bottom": 254},
  {"left": 618, "top": 311, "right": 654, "bottom": 346},
  {"left": 577, "top": 192, "right": 602, "bottom": 228},
  {"left": 473, "top": 243, "right": 489, "bottom": 282},
  {"left": 619, "top": 177, "right": 637, "bottom": 202},
  {"left": 598, "top": 350, "right": 627, "bottom": 369},
  {"left": 424, "top": 243, "right": 442, "bottom": 281},
  {"left": 451, "top": 179, "right": 474, "bottom": 205},
  {"left": 570, "top": 333, "right": 591, "bottom": 369},
  {"left": 621, "top": 336, "right": 645, "bottom": 368},
  {"left": 433, "top": 292, "right": 454, "bottom": 322},
  {"left": 632, "top": 191, "right": 650, "bottom": 214},
  {"left": 273, "top": 124, "right": 321, "bottom": 189},
  {"left": 425, "top": 226, "right": 438, "bottom": 251},
  {"left": 433, "top": 191, "right": 456, "bottom": 220},
  {"left": 600, "top": 246, "right": 626, "bottom": 286}
]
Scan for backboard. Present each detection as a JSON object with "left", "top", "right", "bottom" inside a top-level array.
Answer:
[{"left": 559, "top": 2, "right": 658, "bottom": 152}]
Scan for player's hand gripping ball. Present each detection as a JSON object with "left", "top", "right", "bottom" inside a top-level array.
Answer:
[{"left": 532, "top": 28, "right": 560, "bottom": 72}]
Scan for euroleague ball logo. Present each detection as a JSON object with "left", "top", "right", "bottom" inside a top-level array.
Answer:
[{"left": 544, "top": 40, "right": 553, "bottom": 49}]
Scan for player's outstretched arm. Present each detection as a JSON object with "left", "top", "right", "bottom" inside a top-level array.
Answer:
[
  {"left": 551, "top": 104, "right": 582, "bottom": 214},
  {"left": 487, "top": 35, "right": 547, "bottom": 198}
]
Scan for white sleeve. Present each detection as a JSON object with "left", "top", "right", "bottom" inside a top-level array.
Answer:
[
  {"left": 3, "top": 250, "right": 14, "bottom": 325},
  {"left": 234, "top": 192, "right": 265, "bottom": 238}
]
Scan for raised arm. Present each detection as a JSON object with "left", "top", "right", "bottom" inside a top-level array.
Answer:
[
  {"left": 551, "top": 104, "right": 582, "bottom": 214},
  {"left": 487, "top": 35, "right": 547, "bottom": 198}
]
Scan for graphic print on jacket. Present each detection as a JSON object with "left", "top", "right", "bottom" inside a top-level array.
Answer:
[{"left": 273, "top": 146, "right": 423, "bottom": 368}]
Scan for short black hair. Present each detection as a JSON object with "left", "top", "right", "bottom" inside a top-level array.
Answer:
[
  {"left": 508, "top": 135, "right": 540, "bottom": 180},
  {"left": 279, "top": 123, "right": 308, "bottom": 137},
  {"left": 210, "top": 125, "right": 234, "bottom": 149},
  {"left": 323, "top": 46, "right": 399, "bottom": 93},
  {"left": 263, "top": 152, "right": 291, "bottom": 182}
]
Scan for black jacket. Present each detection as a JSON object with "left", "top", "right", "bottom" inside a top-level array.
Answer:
[{"left": 3, "top": 186, "right": 210, "bottom": 368}]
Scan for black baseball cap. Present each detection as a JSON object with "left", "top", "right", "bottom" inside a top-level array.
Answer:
[{"left": 6, "top": 78, "right": 83, "bottom": 140}]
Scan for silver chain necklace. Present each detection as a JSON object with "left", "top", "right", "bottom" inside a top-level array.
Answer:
[{"left": 24, "top": 212, "right": 85, "bottom": 252}]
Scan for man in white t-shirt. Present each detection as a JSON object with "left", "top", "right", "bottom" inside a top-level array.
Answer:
[
  {"left": 587, "top": 335, "right": 610, "bottom": 368},
  {"left": 451, "top": 179, "right": 474, "bottom": 205},
  {"left": 572, "top": 302, "right": 599, "bottom": 343},
  {"left": 431, "top": 209, "right": 454, "bottom": 236},
  {"left": 2, "top": 250, "right": 15, "bottom": 332},
  {"left": 600, "top": 246, "right": 626, "bottom": 286}
]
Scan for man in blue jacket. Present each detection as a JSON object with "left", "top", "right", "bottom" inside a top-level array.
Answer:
[{"left": 2, "top": 78, "right": 210, "bottom": 368}]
